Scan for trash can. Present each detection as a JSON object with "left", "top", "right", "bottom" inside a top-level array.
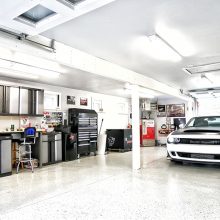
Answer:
[{"left": 97, "top": 134, "right": 107, "bottom": 155}]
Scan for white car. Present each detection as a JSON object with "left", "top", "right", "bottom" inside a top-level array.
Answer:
[{"left": 167, "top": 116, "right": 220, "bottom": 163}]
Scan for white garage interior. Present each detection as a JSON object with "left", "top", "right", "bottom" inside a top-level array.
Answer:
[{"left": 0, "top": 0, "right": 219, "bottom": 219}]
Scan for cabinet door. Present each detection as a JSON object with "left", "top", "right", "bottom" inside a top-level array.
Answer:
[
  {"left": 0, "top": 140, "right": 12, "bottom": 174},
  {"left": 20, "top": 88, "right": 32, "bottom": 114},
  {"left": 55, "top": 140, "right": 62, "bottom": 161},
  {"left": 5, "top": 86, "right": 19, "bottom": 114},
  {"left": 41, "top": 142, "right": 48, "bottom": 164},
  {"left": 35, "top": 90, "right": 44, "bottom": 115}
]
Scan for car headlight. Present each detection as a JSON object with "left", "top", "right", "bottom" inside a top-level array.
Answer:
[{"left": 167, "top": 136, "right": 180, "bottom": 144}]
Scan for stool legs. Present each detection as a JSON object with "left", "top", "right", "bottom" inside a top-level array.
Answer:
[
  {"left": 29, "top": 145, "right": 34, "bottom": 173},
  {"left": 16, "top": 161, "right": 20, "bottom": 174},
  {"left": 16, "top": 144, "right": 34, "bottom": 174}
]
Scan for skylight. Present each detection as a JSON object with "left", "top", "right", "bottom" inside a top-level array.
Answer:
[
  {"left": 56, "top": 0, "right": 86, "bottom": 9},
  {"left": 17, "top": 4, "right": 56, "bottom": 24}
]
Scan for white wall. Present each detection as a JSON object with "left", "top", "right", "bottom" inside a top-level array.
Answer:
[
  {"left": 198, "top": 98, "right": 220, "bottom": 116},
  {"left": 0, "top": 79, "right": 130, "bottom": 133}
]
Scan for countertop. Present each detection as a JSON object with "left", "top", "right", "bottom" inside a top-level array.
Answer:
[{"left": 0, "top": 129, "right": 45, "bottom": 134}]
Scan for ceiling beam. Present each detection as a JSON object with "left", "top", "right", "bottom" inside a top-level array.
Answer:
[{"left": 0, "top": 33, "right": 191, "bottom": 101}]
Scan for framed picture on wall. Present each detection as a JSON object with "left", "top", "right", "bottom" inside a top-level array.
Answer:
[
  {"left": 92, "top": 99, "right": 103, "bottom": 112},
  {"left": 157, "top": 105, "right": 166, "bottom": 117},
  {"left": 67, "top": 96, "right": 75, "bottom": 105},
  {"left": 80, "top": 97, "right": 88, "bottom": 106},
  {"left": 166, "top": 104, "right": 185, "bottom": 117}
]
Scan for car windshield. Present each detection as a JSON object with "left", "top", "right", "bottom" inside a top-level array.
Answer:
[{"left": 185, "top": 116, "right": 220, "bottom": 128}]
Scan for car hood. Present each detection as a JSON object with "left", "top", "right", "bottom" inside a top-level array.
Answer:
[{"left": 172, "top": 127, "right": 220, "bottom": 135}]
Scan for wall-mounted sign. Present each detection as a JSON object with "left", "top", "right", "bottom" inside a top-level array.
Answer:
[
  {"left": 166, "top": 104, "right": 185, "bottom": 117},
  {"left": 157, "top": 105, "right": 166, "bottom": 117}
]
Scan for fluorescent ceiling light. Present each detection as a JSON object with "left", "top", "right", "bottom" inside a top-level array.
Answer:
[
  {"left": 190, "top": 74, "right": 213, "bottom": 88},
  {"left": 124, "top": 88, "right": 154, "bottom": 98},
  {"left": 201, "top": 74, "right": 213, "bottom": 84},
  {"left": 156, "top": 23, "right": 196, "bottom": 56},
  {"left": 183, "top": 62, "right": 220, "bottom": 75},
  {"left": 0, "top": 68, "right": 38, "bottom": 79},
  {"left": 0, "top": 58, "right": 60, "bottom": 79},
  {"left": 191, "top": 91, "right": 220, "bottom": 99},
  {"left": 139, "top": 92, "right": 154, "bottom": 99},
  {"left": 124, "top": 83, "right": 158, "bottom": 98},
  {"left": 13, "top": 51, "right": 68, "bottom": 73},
  {"left": 138, "top": 35, "right": 182, "bottom": 62},
  {"left": 0, "top": 80, "right": 17, "bottom": 86}
]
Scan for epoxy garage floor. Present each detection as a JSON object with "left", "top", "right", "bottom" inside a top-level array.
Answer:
[{"left": 0, "top": 147, "right": 220, "bottom": 220}]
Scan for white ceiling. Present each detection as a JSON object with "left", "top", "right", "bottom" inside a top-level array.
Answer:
[
  {"left": 1, "top": 0, "right": 220, "bottom": 99},
  {"left": 42, "top": 0, "right": 220, "bottom": 92}
]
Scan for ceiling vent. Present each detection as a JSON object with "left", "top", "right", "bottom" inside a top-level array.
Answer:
[
  {"left": 14, "top": 4, "right": 57, "bottom": 27},
  {"left": 183, "top": 62, "right": 220, "bottom": 75},
  {"left": 56, "top": 0, "right": 86, "bottom": 9}
]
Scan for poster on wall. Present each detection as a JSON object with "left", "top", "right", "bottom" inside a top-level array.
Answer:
[
  {"left": 67, "top": 96, "right": 75, "bottom": 105},
  {"left": 80, "top": 97, "right": 88, "bottom": 106},
  {"left": 157, "top": 105, "right": 166, "bottom": 117},
  {"left": 166, "top": 104, "right": 185, "bottom": 117}
]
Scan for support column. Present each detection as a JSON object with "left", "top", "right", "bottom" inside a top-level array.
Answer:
[{"left": 131, "top": 85, "right": 140, "bottom": 170}]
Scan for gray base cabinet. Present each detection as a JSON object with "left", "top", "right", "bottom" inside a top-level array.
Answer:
[
  {"left": 0, "top": 136, "right": 12, "bottom": 177},
  {"left": 42, "top": 132, "right": 62, "bottom": 165}
]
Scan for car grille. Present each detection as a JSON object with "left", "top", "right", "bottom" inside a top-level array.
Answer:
[
  {"left": 177, "top": 152, "right": 220, "bottom": 160},
  {"left": 179, "top": 138, "right": 220, "bottom": 145}
]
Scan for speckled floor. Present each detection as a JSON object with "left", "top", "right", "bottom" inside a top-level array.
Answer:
[{"left": 0, "top": 147, "right": 220, "bottom": 220}]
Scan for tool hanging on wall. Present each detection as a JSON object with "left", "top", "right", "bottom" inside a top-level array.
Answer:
[{"left": 99, "top": 118, "right": 104, "bottom": 135}]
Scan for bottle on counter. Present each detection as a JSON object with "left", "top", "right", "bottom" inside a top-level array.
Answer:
[{"left": 11, "top": 124, "right": 14, "bottom": 131}]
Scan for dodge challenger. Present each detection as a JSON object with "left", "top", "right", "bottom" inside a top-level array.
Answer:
[{"left": 167, "top": 116, "right": 220, "bottom": 163}]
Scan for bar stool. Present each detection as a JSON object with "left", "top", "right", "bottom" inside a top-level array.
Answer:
[{"left": 17, "top": 127, "right": 36, "bottom": 173}]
